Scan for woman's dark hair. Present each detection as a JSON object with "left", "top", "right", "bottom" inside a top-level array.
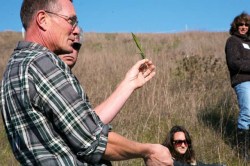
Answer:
[
  {"left": 162, "top": 125, "right": 195, "bottom": 164},
  {"left": 229, "top": 12, "right": 250, "bottom": 36}
]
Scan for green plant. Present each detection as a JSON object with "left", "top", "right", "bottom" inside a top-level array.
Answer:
[{"left": 131, "top": 32, "right": 145, "bottom": 59}]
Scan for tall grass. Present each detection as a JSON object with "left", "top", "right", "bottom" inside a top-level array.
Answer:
[{"left": 0, "top": 31, "right": 245, "bottom": 165}]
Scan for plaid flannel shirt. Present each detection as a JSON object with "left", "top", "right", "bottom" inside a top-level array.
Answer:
[{"left": 1, "top": 41, "right": 111, "bottom": 166}]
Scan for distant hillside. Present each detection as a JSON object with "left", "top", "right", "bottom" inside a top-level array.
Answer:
[{"left": 1, "top": 31, "right": 245, "bottom": 166}]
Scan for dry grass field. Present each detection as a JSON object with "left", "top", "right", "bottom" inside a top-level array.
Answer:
[{"left": 0, "top": 31, "right": 247, "bottom": 166}]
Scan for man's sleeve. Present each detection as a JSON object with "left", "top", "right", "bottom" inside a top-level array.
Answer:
[{"left": 29, "top": 54, "right": 110, "bottom": 164}]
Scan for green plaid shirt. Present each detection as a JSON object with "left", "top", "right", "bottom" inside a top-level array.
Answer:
[{"left": 1, "top": 41, "right": 110, "bottom": 166}]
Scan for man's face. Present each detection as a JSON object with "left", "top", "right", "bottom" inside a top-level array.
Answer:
[
  {"left": 47, "top": 0, "right": 79, "bottom": 54},
  {"left": 58, "top": 42, "right": 81, "bottom": 69}
]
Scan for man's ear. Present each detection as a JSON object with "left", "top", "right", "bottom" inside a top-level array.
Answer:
[{"left": 36, "top": 10, "right": 48, "bottom": 31}]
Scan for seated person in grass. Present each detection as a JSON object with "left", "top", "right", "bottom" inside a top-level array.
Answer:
[
  {"left": 162, "top": 125, "right": 225, "bottom": 166},
  {"left": 162, "top": 125, "right": 196, "bottom": 165}
]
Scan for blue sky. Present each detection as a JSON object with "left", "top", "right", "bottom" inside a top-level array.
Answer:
[{"left": 1, "top": 0, "right": 249, "bottom": 33}]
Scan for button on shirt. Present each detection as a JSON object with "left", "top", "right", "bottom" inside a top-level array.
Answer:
[{"left": 1, "top": 41, "right": 110, "bottom": 165}]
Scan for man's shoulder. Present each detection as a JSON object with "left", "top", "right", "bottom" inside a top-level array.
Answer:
[
  {"left": 16, "top": 41, "right": 49, "bottom": 51},
  {"left": 11, "top": 41, "right": 58, "bottom": 67},
  {"left": 15, "top": 41, "right": 52, "bottom": 56}
]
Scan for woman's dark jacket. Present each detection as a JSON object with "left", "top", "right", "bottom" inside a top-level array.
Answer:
[{"left": 225, "top": 33, "right": 250, "bottom": 87}]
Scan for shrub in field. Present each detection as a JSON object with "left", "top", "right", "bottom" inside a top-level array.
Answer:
[{"left": 173, "top": 55, "right": 224, "bottom": 90}]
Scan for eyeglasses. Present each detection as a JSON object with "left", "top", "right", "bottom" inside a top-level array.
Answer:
[
  {"left": 45, "top": 11, "right": 78, "bottom": 30},
  {"left": 173, "top": 140, "right": 188, "bottom": 147},
  {"left": 237, "top": 23, "right": 249, "bottom": 27}
]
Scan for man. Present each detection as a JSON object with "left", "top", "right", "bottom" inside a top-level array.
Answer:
[
  {"left": 58, "top": 27, "right": 83, "bottom": 69},
  {"left": 1, "top": 0, "right": 173, "bottom": 165},
  {"left": 59, "top": 36, "right": 82, "bottom": 69}
]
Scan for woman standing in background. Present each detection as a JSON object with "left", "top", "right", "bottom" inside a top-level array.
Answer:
[{"left": 225, "top": 12, "right": 250, "bottom": 162}]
